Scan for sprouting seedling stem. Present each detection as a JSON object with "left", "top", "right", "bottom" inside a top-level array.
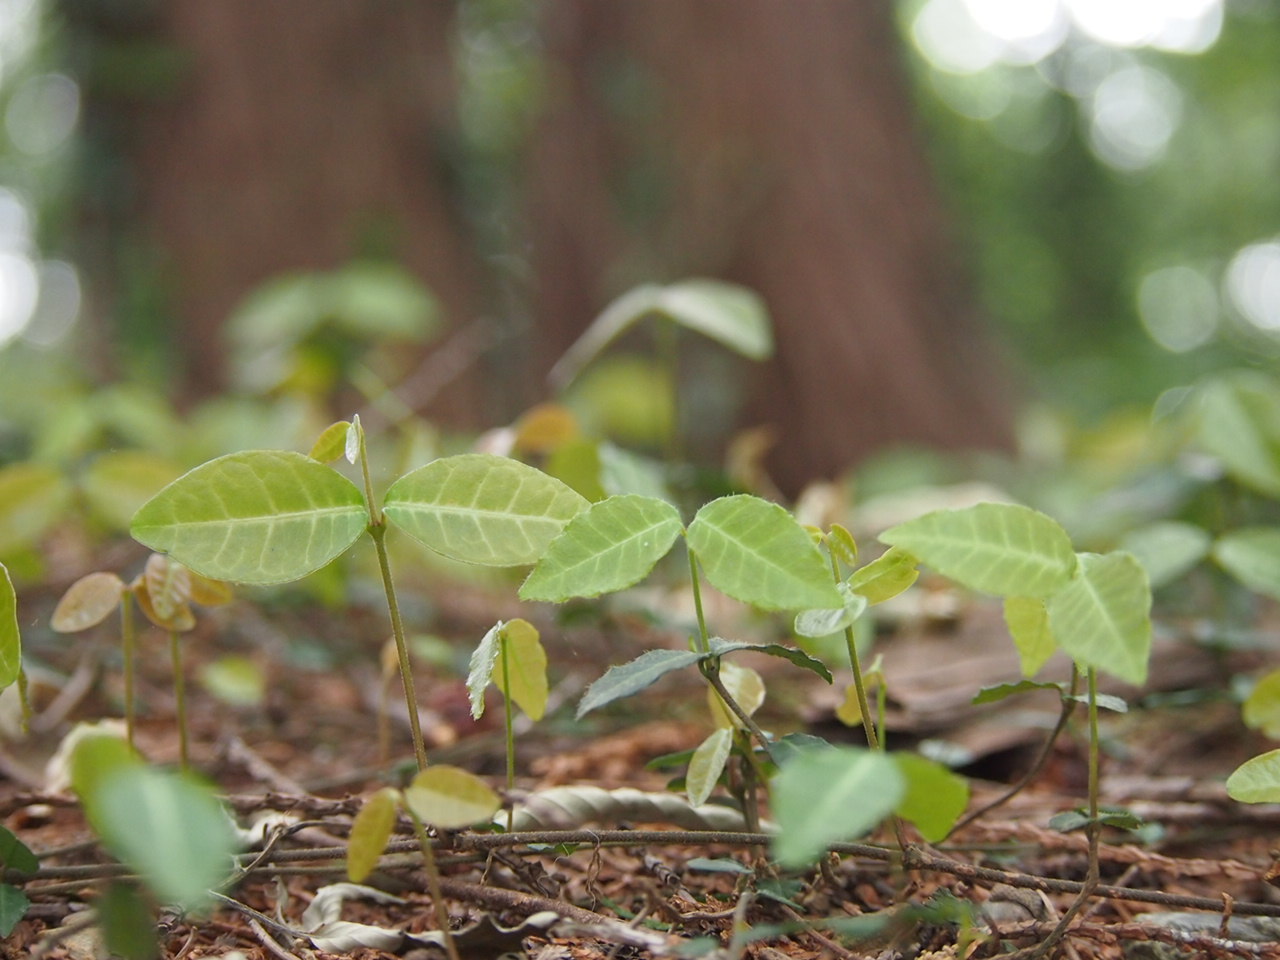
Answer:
[
  {"left": 169, "top": 631, "right": 189, "bottom": 771},
  {"left": 354, "top": 419, "right": 429, "bottom": 773},
  {"left": 121, "top": 591, "right": 136, "bottom": 751},
  {"left": 831, "top": 552, "right": 879, "bottom": 752},
  {"left": 500, "top": 634, "right": 516, "bottom": 834},
  {"left": 405, "top": 806, "right": 461, "bottom": 960},
  {"left": 687, "top": 547, "right": 711, "bottom": 655}
]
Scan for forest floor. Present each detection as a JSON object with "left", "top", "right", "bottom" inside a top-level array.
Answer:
[{"left": 3, "top": 559, "right": 1280, "bottom": 960}]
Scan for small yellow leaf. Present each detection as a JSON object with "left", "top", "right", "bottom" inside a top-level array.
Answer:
[
  {"left": 495, "top": 619, "right": 548, "bottom": 721},
  {"left": 309, "top": 421, "right": 351, "bottom": 463},
  {"left": 836, "top": 675, "right": 881, "bottom": 728},
  {"left": 134, "top": 580, "right": 196, "bottom": 632},
  {"left": 347, "top": 788, "right": 399, "bottom": 883},
  {"left": 708, "top": 662, "right": 765, "bottom": 730},
  {"left": 51, "top": 572, "right": 125, "bottom": 633},
  {"left": 827, "top": 524, "right": 859, "bottom": 567},
  {"left": 188, "top": 574, "right": 233, "bottom": 607},
  {"left": 687, "top": 727, "right": 733, "bottom": 807},
  {"left": 513, "top": 403, "right": 580, "bottom": 455},
  {"left": 403, "top": 766, "right": 500, "bottom": 829}
]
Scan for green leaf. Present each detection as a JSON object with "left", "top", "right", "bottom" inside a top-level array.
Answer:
[
  {"left": 687, "top": 728, "right": 733, "bottom": 807},
  {"left": 794, "top": 583, "right": 868, "bottom": 638},
  {"left": 347, "top": 788, "right": 399, "bottom": 883},
  {"left": 131, "top": 451, "right": 368, "bottom": 585},
  {"left": 81, "top": 452, "right": 184, "bottom": 533},
  {"left": 1243, "top": 670, "right": 1280, "bottom": 739},
  {"left": 826, "top": 524, "right": 858, "bottom": 568},
  {"left": 846, "top": 547, "right": 919, "bottom": 605},
  {"left": 1228, "top": 749, "right": 1280, "bottom": 803},
  {"left": 1214, "top": 528, "right": 1280, "bottom": 602},
  {"left": 551, "top": 280, "right": 772, "bottom": 388},
  {"left": 0, "top": 884, "right": 29, "bottom": 938},
  {"left": 880, "top": 502, "right": 1077, "bottom": 598},
  {"left": 467, "top": 621, "right": 503, "bottom": 720},
  {"left": 100, "top": 882, "right": 159, "bottom": 960},
  {"left": 69, "top": 729, "right": 136, "bottom": 800},
  {"left": 771, "top": 747, "right": 904, "bottom": 867},
  {"left": 1196, "top": 372, "right": 1280, "bottom": 496},
  {"left": 1120, "top": 521, "right": 1211, "bottom": 590},
  {"left": 971, "top": 679, "right": 1063, "bottom": 706},
  {"left": 1048, "top": 807, "right": 1145, "bottom": 833},
  {"left": 0, "top": 462, "right": 73, "bottom": 556},
  {"left": 309, "top": 421, "right": 351, "bottom": 463},
  {"left": 519, "top": 495, "right": 682, "bottom": 601},
  {"left": 0, "top": 824, "right": 37, "bottom": 876},
  {"left": 892, "top": 753, "right": 969, "bottom": 843},
  {"left": 577, "top": 649, "right": 705, "bottom": 719},
  {"left": 1047, "top": 552, "right": 1152, "bottom": 686},
  {"left": 384, "top": 454, "right": 588, "bottom": 566},
  {"left": 494, "top": 619, "right": 548, "bottom": 721},
  {"left": 87, "top": 765, "right": 239, "bottom": 909},
  {"left": 707, "top": 638, "right": 833, "bottom": 683},
  {"left": 1003, "top": 596, "right": 1055, "bottom": 677},
  {"left": 0, "top": 563, "right": 18, "bottom": 690},
  {"left": 687, "top": 495, "right": 842, "bottom": 611},
  {"left": 403, "top": 766, "right": 500, "bottom": 829}
]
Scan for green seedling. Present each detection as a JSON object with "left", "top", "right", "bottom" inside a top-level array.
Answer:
[
  {"left": 0, "top": 560, "right": 32, "bottom": 935},
  {"left": 51, "top": 554, "right": 231, "bottom": 767},
  {"left": 346, "top": 769, "right": 501, "bottom": 960},
  {"left": 468, "top": 618, "right": 548, "bottom": 831}
]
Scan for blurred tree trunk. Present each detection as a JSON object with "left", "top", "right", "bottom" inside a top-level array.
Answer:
[{"left": 526, "top": 0, "right": 1014, "bottom": 494}]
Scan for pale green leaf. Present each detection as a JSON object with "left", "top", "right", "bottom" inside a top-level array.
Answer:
[
  {"left": 347, "top": 788, "right": 399, "bottom": 883},
  {"left": 0, "top": 462, "right": 73, "bottom": 556},
  {"left": 1214, "top": 528, "right": 1280, "bottom": 601},
  {"left": 847, "top": 547, "right": 919, "bottom": 605},
  {"left": 309, "top": 421, "right": 351, "bottom": 463},
  {"left": 131, "top": 451, "right": 368, "bottom": 585},
  {"left": 577, "top": 649, "right": 704, "bottom": 719},
  {"left": 494, "top": 619, "right": 548, "bottom": 721},
  {"left": 1243, "top": 670, "right": 1280, "bottom": 740},
  {"left": 81, "top": 451, "right": 184, "bottom": 532},
  {"left": 892, "top": 753, "right": 969, "bottom": 843},
  {"left": 687, "top": 728, "right": 733, "bottom": 807},
  {"left": 346, "top": 414, "right": 362, "bottom": 465},
  {"left": 826, "top": 524, "right": 858, "bottom": 568},
  {"left": 1120, "top": 521, "right": 1211, "bottom": 590},
  {"left": 403, "top": 766, "right": 500, "bottom": 829},
  {"left": 708, "top": 662, "right": 765, "bottom": 729},
  {"left": 519, "top": 495, "right": 682, "bottom": 601},
  {"left": 687, "top": 495, "right": 842, "bottom": 611},
  {"left": 1003, "top": 596, "right": 1056, "bottom": 677},
  {"left": 87, "top": 765, "right": 239, "bottom": 909},
  {"left": 1046, "top": 552, "right": 1151, "bottom": 686},
  {"left": 880, "top": 503, "right": 1076, "bottom": 598},
  {"left": 384, "top": 454, "right": 588, "bottom": 566},
  {"left": 971, "top": 679, "right": 1063, "bottom": 706},
  {"left": 598, "top": 442, "right": 673, "bottom": 502},
  {"left": 0, "top": 563, "right": 18, "bottom": 690},
  {"left": 772, "top": 747, "right": 903, "bottom": 867},
  {"left": 794, "top": 583, "right": 867, "bottom": 638},
  {"left": 467, "top": 621, "right": 503, "bottom": 720},
  {"left": 1227, "top": 749, "right": 1280, "bottom": 804},
  {"left": 1196, "top": 373, "right": 1280, "bottom": 497}
]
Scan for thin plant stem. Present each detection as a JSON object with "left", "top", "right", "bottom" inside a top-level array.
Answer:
[
  {"left": 169, "top": 631, "right": 189, "bottom": 772},
  {"left": 16, "top": 666, "right": 29, "bottom": 734},
  {"left": 946, "top": 664, "right": 1081, "bottom": 839},
  {"left": 1028, "top": 666, "right": 1102, "bottom": 959},
  {"left": 406, "top": 808, "right": 461, "bottom": 960},
  {"left": 687, "top": 547, "right": 711, "bottom": 655},
  {"left": 831, "top": 554, "right": 879, "bottom": 752},
  {"left": 500, "top": 635, "right": 515, "bottom": 834},
  {"left": 120, "top": 593, "right": 136, "bottom": 751},
  {"left": 700, "top": 662, "right": 773, "bottom": 760}
]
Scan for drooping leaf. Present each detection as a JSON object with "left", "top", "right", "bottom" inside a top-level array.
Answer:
[
  {"left": 0, "top": 824, "right": 37, "bottom": 876},
  {"left": 707, "top": 662, "right": 765, "bottom": 730},
  {"left": 131, "top": 451, "right": 368, "bottom": 585},
  {"left": 879, "top": 503, "right": 1077, "bottom": 598},
  {"left": 794, "top": 583, "right": 867, "bottom": 638},
  {"left": 347, "top": 788, "right": 399, "bottom": 883},
  {"left": 0, "top": 563, "right": 19, "bottom": 689},
  {"left": 51, "top": 572, "right": 126, "bottom": 633},
  {"left": 309, "top": 421, "right": 351, "bottom": 463},
  {"left": 84, "top": 763, "right": 239, "bottom": 909},
  {"left": 403, "top": 766, "right": 500, "bottom": 829},
  {"left": 0, "top": 462, "right": 72, "bottom": 556},
  {"left": 1214, "top": 528, "right": 1280, "bottom": 602},
  {"left": 971, "top": 679, "right": 1063, "bottom": 706},
  {"left": 467, "top": 621, "right": 503, "bottom": 720},
  {"left": 494, "top": 619, "right": 548, "bottom": 721},
  {"left": 577, "top": 649, "right": 705, "bottom": 719},
  {"left": 1227, "top": 749, "right": 1280, "bottom": 803},
  {"left": 519, "top": 495, "right": 682, "bottom": 601},
  {"left": 892, "top": 753, "right": 969, "bottom": 843},
  {"left": 345, "top": 414, "right": 363, "bottom": 465},
  {"left": 551, "top": 280, "right": 773, "bottom": 388},
  {"left": 0, "top": 883, "right": 29, "bottom": 938},
  {"left": 1047, "top": 552, "right": 1151, "bottom": 686},
  {"left": 687, "top": 495, "right": 842, "bottom": 611},
  {"left": 1120, "top": 521, "right": 1211, "bottom": 590},
  {"left": 847, "top": 547, "right": 920, "bottom": 605},
  {"left": 81, "top": 452, "right": 184, "bottom": 533},
  {"left": 687, "top": 728, "right": 733, "bottom": 807},
  {"left": 1196, "top": 372, "right": 1280, "bottom": 497},
  {"left": 1064, "top": 692, "right": 1128, "bottom": 713},
  {"left": 384, "top": 454, "right": 588, "bottom": 566},
  {"left": 1003, "top": 596, "right": 1056, "bottom": 677},
  {"left": 1243, "top": 670, "right": 1280, "bottom": 740},
  {"left": 707, "top": 637, "right": 833, "bottom": 684},
  {"left": 771, "top": 747, "right": 904, "bottom": 867}
]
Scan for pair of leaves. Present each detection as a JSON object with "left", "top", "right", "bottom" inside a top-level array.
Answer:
[
  {"left": 52, "top": 556, "right": 232, "bottom": 635},
  {"left": 467, "top": 619, "right": 548, "bottom": 722},
  {"left": 882, "top": 503, "right": 1152, "bottom": 685},
  {"left": 686, "top": 663, "right": 766, "bottom": 806}
]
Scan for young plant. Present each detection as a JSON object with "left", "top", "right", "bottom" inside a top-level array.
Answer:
[{"left": 0, "top": 560, "right": 35, "bottom": 937}]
